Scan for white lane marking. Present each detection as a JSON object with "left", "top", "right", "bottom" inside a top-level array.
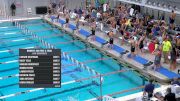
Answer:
[
  {"left": 12, "top": 39, "right": 25, "bottom": 42},
  {"left": 4, "top": 60, "right": 18, "bottom": 64},
  {"left": 0, "top": 50, "right": 9, "bottom": 53},
  {"left": 24, "top": 46, "right": 35, "bottom": 49},
  {"left": 4, "top": 32, "right": 17, "bottom": 35},
  {"left": 0, "top": 27, "right": 8, "bottom": 29}
]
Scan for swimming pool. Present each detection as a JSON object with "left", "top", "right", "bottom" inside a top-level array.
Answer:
[{"left": 0, "top": 19, "right": 150, "bottom": 101}]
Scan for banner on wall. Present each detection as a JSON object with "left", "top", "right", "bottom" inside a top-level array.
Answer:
[{"left": 16, "top": 2, "right": 22, "bottom": 7}]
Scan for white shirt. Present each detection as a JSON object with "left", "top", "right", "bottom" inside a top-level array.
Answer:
[
  {"left": 97, "top": 12, "right": 101, "bottom": 18},
  {"left": 103, "top": 3, "right": 107, "bottom": 12}
]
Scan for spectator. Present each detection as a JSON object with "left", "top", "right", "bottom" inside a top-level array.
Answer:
[
  {"left": 103, "top": 3, "right": 108, "bottom": 12},
  {"left": 65, "top": 15, "right": 69, "bottom": 28},
  {"left": 52, "top": 3, "right": 57, "bottom": 14},
  {"left": 143, "top": 79, "right": 155, "bottom": 100},
  {"left": 107, "top": 31, "right": 114, "bottom": 49},
  {"left": 164, "top": 88, "right": 176, "bottom": 101},
  {"left": 176, "top": 34, "right": 180, "bottom": 54},
  {"left": 162, "top": 37, "right": 172, "bottom": 63},
  {"left": 138, "top": 33, "right": 146, "bottom": 53},
  {"left": 75, "top": 17, "right": 80, "bottom": 29},
  {"left": 48, "top": 3, "right": 52, "bottom": 15},
  {"left": 78, "top": 8, "right": 83, "bottom": 17},
  {"left": 169, "top": 10, "right": 176, "bottom": 30},
  {"left": 90, "top": 25, "right": 96, "bottom": 41},
  {"left": 10, "top": 2, "right": 16, "bottom": 16},
  {"left": 152, "top": 45, "right": 162, "bottom": 70},
  {"left": 74, "top": 9, "right": 78, "bottom": 13},
  {"left": 96, "top": 10, "right": 101, "bottom": 21},
  {"left": 130, "top": 36, "right": 136, "bottom": 58},
  {"left": 170, "top": 44, "right": 177, "bottom": 70}
]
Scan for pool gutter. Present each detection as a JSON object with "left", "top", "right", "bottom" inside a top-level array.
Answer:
[{"left": 0, "top": 17, "right": 41, "bottom": 23}]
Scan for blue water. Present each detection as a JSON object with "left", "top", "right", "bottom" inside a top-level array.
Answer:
[{"left": 0, "top": 19, "right": 150, "bottom": 101}]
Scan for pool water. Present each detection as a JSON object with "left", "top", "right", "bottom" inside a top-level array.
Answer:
[{"left": 0, "top": 19, "right": 149, "bottom": 101}]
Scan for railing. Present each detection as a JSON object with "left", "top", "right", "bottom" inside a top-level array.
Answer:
[{"left": 118, "top": 0, "right": 180, "bottom": 15}]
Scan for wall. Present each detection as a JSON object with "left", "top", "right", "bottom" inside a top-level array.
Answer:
[
  {"left": 3, "top": 0, "right": 49, "bottom": 16},
  {"left": 0, "top": 0, "right": 6, "bottom": 15},
  {"left": 64, "top": 0, "right": 117, "bottom": 11},
  {"left": 65, "top": 0, "right": 84, "bottom": 10},
  {"left": 22, "top": 0, "right": 49, "bottom": 16},
  {"left": 142, "top": 7, "right": 180, "bottom": 24}
]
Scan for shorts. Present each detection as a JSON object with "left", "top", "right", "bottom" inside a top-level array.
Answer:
[
  {"left": 131, "top": 46, "right": 135, "bottom": 52},
  {"left": 139, "top": 44, "right": 144, "bottom": 49},
  {"left": 109, "top": 38, "right": 113, "bottom": 44},
  {"left": 66, "top": 19, "right": 69, "bottom": 23},
  {"left": 169, "top": 18, "right": 175, "bottom": 24},
  {"left": 148, "top": 92, "right": 153, "bottom": 98},
  {"left": 170, "top": 57, "right": 176, "bottom": 63},
  {"left": 154, "top": 59, "right": 160, "bottom": 65},
  {"left": 92, "top": 30, "right": 95, "bottom": 35},
  {"left": 76, "top": 23, "right": 79, "bottom": 29}
]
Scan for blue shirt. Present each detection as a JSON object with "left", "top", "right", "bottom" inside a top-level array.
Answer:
[{"left": 144, "top": 83, "right": 155, "bottom": 93}]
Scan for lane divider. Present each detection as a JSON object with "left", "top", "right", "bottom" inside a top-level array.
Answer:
[
  {"left": 0, "top": 50, "right": 10, "bottom": 53},
  {"left": 12, "top": 39, "right": 25, "bottom": 42},
  {"left": 0, "top": 58, "right": 107, "bottom": 79},
  {"left": 65, "top": 48, "right": 95, "bottom": 54},
  {"left": 4, "top": 60, "right": 18, "bottom": 64},
  {"left": 0, "top": 80, "right": 76, "bottom": 99},
  {"left": 4, "top": 32, "right": 17, "bottom": 35},
  {"left": 15, "top": 22, "right": 100, "bottom": 76}
]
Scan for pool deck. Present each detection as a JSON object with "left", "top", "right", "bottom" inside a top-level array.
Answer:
[{"left": 43, "top": 15, "right": 180, "bottom": 84}]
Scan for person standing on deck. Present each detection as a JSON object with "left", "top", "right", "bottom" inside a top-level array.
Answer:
[
  {"left": 107, "top": 31, "right": 114, "bottom": 49},
  {"left": 152, "top": 45, "right": 162, "bottom": 71},
  {"left": 170, "top": 44, "right": 177, "bottom": 70},
  {"left": 10, "top": 2, "right": 16, "bottom": 16},
  {"left": 48, "top": 3, "right": 52, "bottom": 15},
  {"left": 143, "top": 80, "right": 155, "bottom": 100},
  {"left": 169, "top": 10, "right": 176, "bottom": 30},
  {"left": 138, "top": 33, "right": 146, "bottom": 53},
  {"left": 162, "top": 37, "right": 172, "bottom": 64},
  {"left": 65, "top": 14, "right": 69, "bottom": 28},
  {"left": 130, "top": 36, "right": 136, "bottom": 58},
  {"left": 164, "top": 88, "right": 176, "bottom": 101}
]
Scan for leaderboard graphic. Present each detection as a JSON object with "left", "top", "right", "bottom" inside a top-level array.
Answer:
[{"left": 19, "top": 49, "right": 61, "bottom": 88}]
